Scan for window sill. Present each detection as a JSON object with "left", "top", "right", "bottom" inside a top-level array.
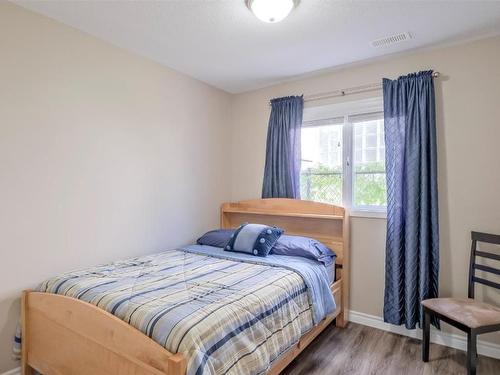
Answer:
[{"left": 349, "top": 210, "right": 387, "bottom": 219}]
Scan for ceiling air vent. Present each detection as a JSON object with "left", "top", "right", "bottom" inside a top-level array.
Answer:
[{"left": 371, "top": 32, "right": 412, "bottom": 48}]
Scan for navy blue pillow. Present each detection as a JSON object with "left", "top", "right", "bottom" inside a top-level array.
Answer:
[
  {"left": 225, "top": 223, "right": 283, "bottom": 257},
  {"left": 196, "top": 229, "right": 234, "bottom": 248},
  {"left": 270, "top": 235, "right": 336, "bottom": 266}
]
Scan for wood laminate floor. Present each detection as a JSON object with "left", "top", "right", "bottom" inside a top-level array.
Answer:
[{"left": 282, "top": 323, "right": 500, "bottom": 375}]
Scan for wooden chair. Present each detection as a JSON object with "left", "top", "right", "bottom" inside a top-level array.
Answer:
[{"left": 421, "top": 231, "right": 500, "bottom": 375}]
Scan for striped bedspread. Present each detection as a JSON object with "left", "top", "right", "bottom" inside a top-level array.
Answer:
[{"left": 14, "top": 245, "right": 335, "bottom": 375}]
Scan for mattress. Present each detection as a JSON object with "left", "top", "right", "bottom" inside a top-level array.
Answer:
[{"left": 15, "top": 245, "right": 335, "bottom": 375}]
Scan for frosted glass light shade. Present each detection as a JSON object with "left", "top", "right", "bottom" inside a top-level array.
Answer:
[{"left": 247, "top": 0, "right": 296, "bottom": 23}]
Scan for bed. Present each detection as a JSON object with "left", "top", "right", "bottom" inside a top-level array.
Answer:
[{"left": 20, "top": 198, "right": 349, "bottom": 375}]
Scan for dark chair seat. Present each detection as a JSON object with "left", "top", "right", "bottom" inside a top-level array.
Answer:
[{"left": 422, "top": 297, "right": 500, "bottom": 329}]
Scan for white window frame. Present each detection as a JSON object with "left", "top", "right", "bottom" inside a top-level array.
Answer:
[{"left": 302, "top": 97, "right": 387, "bottom": 218}]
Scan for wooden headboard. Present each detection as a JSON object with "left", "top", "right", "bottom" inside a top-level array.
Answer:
[{"left": 220, "top": 198, "right": 349, "bottom": 267}]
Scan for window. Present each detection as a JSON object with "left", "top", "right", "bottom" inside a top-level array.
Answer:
[
  {"left": 352, "top": 113, "right": 386, "bottom": 208},
  {"left": 300, "top": 98, "right": 386, "bottom": 215},
  {"left": 301, "top": 118, "right": 343, "bottom": 205}
]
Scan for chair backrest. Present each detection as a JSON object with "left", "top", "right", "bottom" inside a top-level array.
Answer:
[{"left": 468, "top": 231, "right": 500, "bottom": 298}]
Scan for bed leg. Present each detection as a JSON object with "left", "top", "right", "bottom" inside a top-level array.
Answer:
[
  {"left": 21, "top": 363, "right": 33, "bottom": 375},
  {"left": 335, "top": 309, "right": 348, "bottom": 328},
  {"left": 167, "top": 353, "right": 187, "bottom": 375},
  {"left": 21, "top": 291, "right": 33, "bottom": 375}
]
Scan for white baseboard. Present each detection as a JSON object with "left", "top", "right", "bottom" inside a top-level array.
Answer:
[
  {"left": 0, "top": 368, "right": 20, "bottom": 375},
  {"left": 348, "top": 310, "right": 500, "bottom": 360}
]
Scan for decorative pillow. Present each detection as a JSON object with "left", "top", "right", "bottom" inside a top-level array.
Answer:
[
  {"left": 225, "top": 223, "right": 283, "bottom": 257},
  {"left": 196, "top": 229, "right": 234, "bottom": 248},
  {"left": 270, "top": 234, "right": 336, "bottom": 266}
]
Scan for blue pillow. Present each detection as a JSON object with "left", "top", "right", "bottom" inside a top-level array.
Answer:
[
  {"left": 196, "top": 229, "right": 336, "bottom": 265},
  {"left": 270, "top": 235, "right": 336, "bottom": 266},
  {"left": 196, "top": 229, "right": 234, "bottom": 248},
  {"left": 225, "top": 223, "right": 283, "bottom": 257}
]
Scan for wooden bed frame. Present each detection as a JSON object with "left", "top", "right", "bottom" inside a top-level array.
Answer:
[{"left": 22, "top": 198, "right": 349, "bottom": 375}]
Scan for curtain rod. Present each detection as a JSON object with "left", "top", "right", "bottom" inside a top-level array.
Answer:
[{"left": 303, "top": 71, "right": 440, "bottom": 102}]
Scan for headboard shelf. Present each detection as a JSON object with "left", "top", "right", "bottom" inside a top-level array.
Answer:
[
  {"left": 221, "top": 198, "right": 349, "bottom": 266},
  {"left": 221, "top": 207, "right": 343, "bottom": 220}
]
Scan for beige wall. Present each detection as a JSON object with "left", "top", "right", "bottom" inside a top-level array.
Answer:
[
  {"left": 230, "top": 36, "right": 500, "bottom": 342},
  {"left": 0, "top": 3, "right": 232, "bottom": 372}
]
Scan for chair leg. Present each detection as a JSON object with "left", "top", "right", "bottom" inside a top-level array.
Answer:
[
  {"left": 467, "top": 331, "right": 477, "bottom": 375},
  {"left": 422, "top": 309, "right": 431, "bottom": 362}
]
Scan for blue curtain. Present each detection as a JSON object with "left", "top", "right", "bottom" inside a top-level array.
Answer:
[
  {"left": 262, "top": 95, "right": 303, "bottom": 199},
  {"left": 383, "top": 71, "right": 440, "bottom": 329}
]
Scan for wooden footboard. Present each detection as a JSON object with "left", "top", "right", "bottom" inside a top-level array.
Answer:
[
  {"left": 22, "top": 278, "right": 343, "bottom": 375},
  {"left": 21, "top": 290, "right": 186, "bottom": 375}
]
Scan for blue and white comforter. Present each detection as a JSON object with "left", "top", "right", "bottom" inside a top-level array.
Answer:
[{"left": 15, "top": 245, "right": 335, "bottom": 375}]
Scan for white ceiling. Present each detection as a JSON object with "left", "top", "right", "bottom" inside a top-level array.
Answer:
[{"left": 14, "top": 0, "right": 500, "bottom": 93}]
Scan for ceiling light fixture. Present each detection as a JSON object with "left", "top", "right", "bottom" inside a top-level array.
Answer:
[{"left": 246, "top": 0, "right": 299, "bottom": 23}]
